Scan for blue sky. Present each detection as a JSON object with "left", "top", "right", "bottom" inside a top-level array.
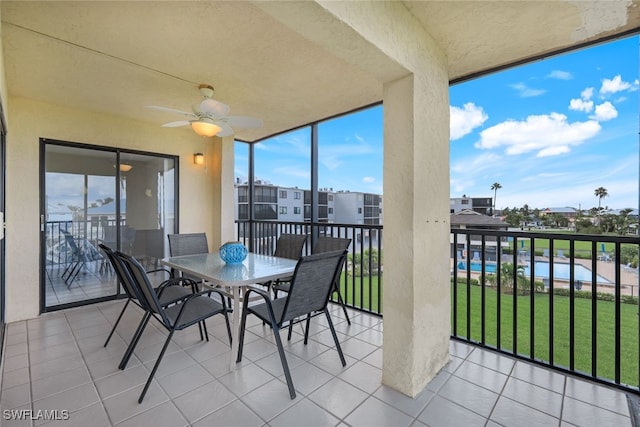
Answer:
[
  {"left": 235, "top": 106, "right": 384, "bottom": 195},
  {"left": 451, "top": 36, "right": 638, "bottom": 211},
  {"left": 236, "top": 35, "right": 638, "bottom": 211}
]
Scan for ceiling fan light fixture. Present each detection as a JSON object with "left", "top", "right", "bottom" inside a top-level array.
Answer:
[{"left": 191, "top": 120, "right": 222, "bottom": 137}]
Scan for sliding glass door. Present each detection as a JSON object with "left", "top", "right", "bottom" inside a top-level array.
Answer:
[{"left": 41, "top": 140, "right": 177, "bottom": 311}]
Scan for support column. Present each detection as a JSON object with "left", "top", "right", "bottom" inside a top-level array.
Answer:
[
  {"left": 210, "top": 136, "right": 236, "bottom": 246},
  {"left": 382, "top": 72, "right": 451, "bottom": 397}
]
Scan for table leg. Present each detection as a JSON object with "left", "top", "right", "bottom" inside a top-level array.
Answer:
[{"left": 229, "top": 285, "right": 243, "bottom": 371}]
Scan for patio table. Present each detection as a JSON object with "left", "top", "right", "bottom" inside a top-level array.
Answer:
[{"left": 161, "top": 252, "right": 298, "bottom": 370}]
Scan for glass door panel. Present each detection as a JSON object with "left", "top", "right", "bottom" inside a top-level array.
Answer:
[
  {"left": 119, "top": 152, "right": 176, "bottom": 271},
  {"left": 42, "top": 142, "right": 177, "bottom": 310},
  {"left": 43, "top": 144, "right": 117, "bottom": 308}
]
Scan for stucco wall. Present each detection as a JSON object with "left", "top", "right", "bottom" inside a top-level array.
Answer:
[
  {"left": 318, "top": 0, "right": 452, "bottom": 397},
  {"left": 4, "top": 97, "right": 234, "bottom": 322}
]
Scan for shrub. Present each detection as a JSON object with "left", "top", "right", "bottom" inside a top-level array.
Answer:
[
  {"left": 552, "top": 288, "right": 638, "bottom": 305},
  {"left": 452, "top": 277, "right": 479, "bottom": 287},
  {"left": 620, "top": 245, "right": 639, "bottom": 268}
]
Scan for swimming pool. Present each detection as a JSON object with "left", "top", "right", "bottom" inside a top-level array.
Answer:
[{"left": 456, "top": 261, "right": 611, "bottom": 284}]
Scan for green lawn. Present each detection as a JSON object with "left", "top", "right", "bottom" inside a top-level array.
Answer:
[
  {"left": 334, "top": 271, "right": 639, "bottom": 387},
  {"left": 510, "top": 232, "right": 622, "bottom": 257},
  {"left": 453, "top": 282, "right": 640, "bottom": 386},
  {"left": 336, "top": 273, "right": 382, "bottom": 313}
]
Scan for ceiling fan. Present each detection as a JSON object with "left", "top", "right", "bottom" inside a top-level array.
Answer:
[{"left": 147, "top": 84, "right": 262, "bottom": 137}]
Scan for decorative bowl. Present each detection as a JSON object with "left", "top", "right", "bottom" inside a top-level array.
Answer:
[{"left": 219, "top": 241, "right": 248, "bottom": 265}]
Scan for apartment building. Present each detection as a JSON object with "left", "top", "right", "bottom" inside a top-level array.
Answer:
[
  {"left": 333, "top": 191, "right": 383, "bottom": 225},
  {"left": 234, "top": 182, "right": 382, "bottom": 225},
  {"left": 450, "top": 195, "right": 493, "bottom": 215}
]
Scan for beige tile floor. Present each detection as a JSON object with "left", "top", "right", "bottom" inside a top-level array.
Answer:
[{"left": 0, "top": 299, "right": 635, "bottom": 426}]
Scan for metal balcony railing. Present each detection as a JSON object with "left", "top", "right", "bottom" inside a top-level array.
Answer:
[
  {"left": 235, "top": 220, "right": 383, "bottom": 316},
  {"left": 45, "top": 219, "right": 124, "bottom": 267},
  {"left": 451, "top": 228, "right": 640, "bottom": 394}
]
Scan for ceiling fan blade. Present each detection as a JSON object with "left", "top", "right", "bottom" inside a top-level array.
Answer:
[
  {"left": 216, "top": 122, "right": 235, "bottom": 137},
  {"left": 162, "top": 120, "right": 190, "bottom": 127},
  {"left": 199, "top": 98, "right": 230, "bottom": 116},
  {"left": 226, "top": 115, "right": 263, "bottom": 129},
  {"left": 147, "top": 105, "right": 197, "bottom": 118}
]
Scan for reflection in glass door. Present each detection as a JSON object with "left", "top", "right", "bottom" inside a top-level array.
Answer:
[{"left": 41, "top": 140, "right": 177, "bottom": 311}]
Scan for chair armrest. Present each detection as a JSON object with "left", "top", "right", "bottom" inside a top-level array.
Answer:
[
  {"left": 245, "top": 285, "right": 272, "bottom": 300},
  {"left": 156, "top": 277, "right": 199, "bottom": 297},
  {"left": 146, "top": 267, "right": 172, "bottom": 276},
  {"left": 243, "top": 287, "right": 279, "bottom": 324},
  {"left": 170, "top": 287, "right": 231, "bottom": 325}
]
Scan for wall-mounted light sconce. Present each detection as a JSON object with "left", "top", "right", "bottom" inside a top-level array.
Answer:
[
  {"left": 119, "top": 163, "right": 133, "bottom": 172},
  {"left": 194, "top": 153, "right": 205, "bottom": 165}
]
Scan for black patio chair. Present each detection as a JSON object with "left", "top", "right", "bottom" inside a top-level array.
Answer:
[
  {"left": 274, "top": 236, "right": 353, "bottom": 326},
  {"left": 98, "top": 243, "right": 197, "bottom": 348},
  {"left": 168, "top": 232, "right": 233, "bottom": 306},
  {"left": 168, "top": 232, "right": 209, "bottom": 257},
  {"left": 259, "top": 233, "right": 308, "bottom": 291},
  {"left": 237, "top": 249, "right": 348, "bottom": 399},
  {"left": 116, "top": 251, "right": 232, "bottom": 403},
  {"left": 61, "top": 230, "right": 103, "bottom": 287},
  {"left": 167, "top": 232, "right": 209, "bottom": 282}
]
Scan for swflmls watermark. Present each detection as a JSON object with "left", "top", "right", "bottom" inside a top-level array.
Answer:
[{"left": 3, "top": 409, "right": 70, "bottom": 421}]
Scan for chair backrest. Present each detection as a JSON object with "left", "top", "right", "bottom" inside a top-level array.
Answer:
[
  {"left": 62, "top": 230, "right": 80, "bottom": 253},
  {"left": 116, "top": 251, "right": 169, "bottom": 324},
  {"left": 98, "top": 243, "right": 141, "bottom": 301},
  {"left": 313, "top": 237, "right": 352, "bottom": 254},
  {"left": 168, "top": 233, "right": 209, "bottom": 257},
  {"left": 103, "top": 225, "right": 117, "bottom": 242},
  {"left": 280, "top": 250, "right": 347, "bottom": 323},
  {"left": 273, "top": 234, "right": 308, "bottom": 260}
]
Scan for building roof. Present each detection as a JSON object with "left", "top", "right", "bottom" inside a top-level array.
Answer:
[
  {"left": 450, "top": 210, "right": 508, "bottom": 228},
  {"left": 542, "top": 207, "right": 577, "bottom": 214}
]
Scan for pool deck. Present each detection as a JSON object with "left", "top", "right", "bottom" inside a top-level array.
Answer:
[{"left": 453, "top": 256, "right": 640, "bottom": 297}]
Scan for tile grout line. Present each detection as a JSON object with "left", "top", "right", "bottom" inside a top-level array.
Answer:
[{"left": 484, "top": 353, "right": 518, "bottom": 426}]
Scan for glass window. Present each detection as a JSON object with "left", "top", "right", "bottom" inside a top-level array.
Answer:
[
  {"left": 253, "top": 127, "right": 311, "bottom": 200},
  {"left": 318, "top": 105, "right": 382, "bottom": 225}
]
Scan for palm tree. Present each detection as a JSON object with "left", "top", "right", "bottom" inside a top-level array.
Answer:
[
  {"left": 491, "top": 182, "right": 502, "bottom": 216},
  {"left": 594, "top": 187, "right": 608, "bottom": 212}
]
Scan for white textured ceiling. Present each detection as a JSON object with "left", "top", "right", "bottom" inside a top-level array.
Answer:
[{"left": 2, "top": 1, "right": 639, "bottom": 142}]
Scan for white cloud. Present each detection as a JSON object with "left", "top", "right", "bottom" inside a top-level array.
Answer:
[
  {"left": 590, "top": 101, "right": 618, "bottom": 121},
  {"left": 510, "top": 82, "right": 546, "bottom": 98},
  {"left": 547, "top": 70, "right": 573, "bottom": 80},
  {"left": 451, "top": 152, "right": 502, "bottom": 174},
  {"left": 450, "top": 103, "right": 488, "bottom": 140},
  {"left": 600, "top": 74, "right": 632, "bottom": 95},
  {"left": 475, "top": 113, "right": 601, "bottom": 157},
  {"left": 319, "top": 142, "right": 374, "bottom": 171},
  {"left": 581, "top": 87, "right": 594, "bottom": 100},
  {"left": 537, "top": 145, "right": 571, "bottom": 157},
  {"left": 362, "top": 176, "right": 375, "bottom": 183},
  {"left": 569, "top": 98, "right": 593, "bottom": 113}
]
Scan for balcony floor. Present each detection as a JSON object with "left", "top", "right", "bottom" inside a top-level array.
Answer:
[{"left": 0, "top": 300, "right": 635, "bottom": 426}]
